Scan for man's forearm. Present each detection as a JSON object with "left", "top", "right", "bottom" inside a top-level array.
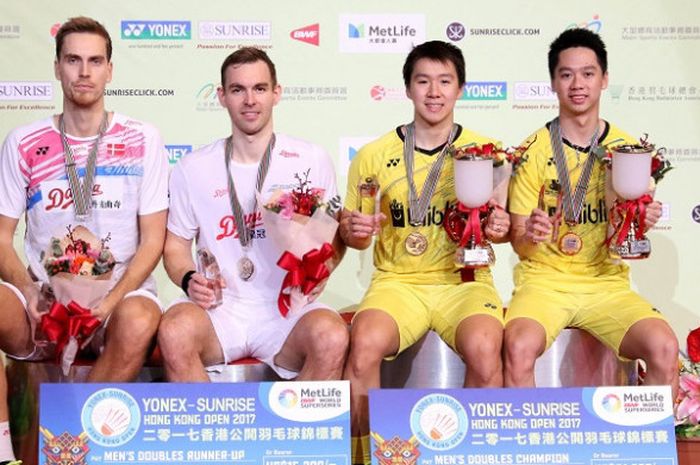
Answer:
[
  {"left": 163, "top": 232, "right": 196, "bottom": 289},
  {"left": 0, "top": 244, "right": 33, "bottom": 288}
]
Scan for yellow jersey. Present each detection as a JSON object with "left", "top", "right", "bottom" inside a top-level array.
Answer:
[
  {"left": 345, "top": 125, "right": 500, "bottom": 284},
  {"left": 508, "top": 121, "right": 637, "bottom": 290}
]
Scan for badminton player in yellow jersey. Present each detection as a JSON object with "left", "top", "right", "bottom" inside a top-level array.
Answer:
[
  {"left": 505, "top": 28, "right": 677, "bottom": 393},
  {"left": 340, "top": 41, "right": 510, "bottom": 465}
]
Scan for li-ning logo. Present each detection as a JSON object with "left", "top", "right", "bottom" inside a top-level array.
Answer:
[
  {"left": 291, "top": 24, "right": 319, "bottom": 46},
  {"left": 121, "top": 21, "right": 191, "bottom": 40}
]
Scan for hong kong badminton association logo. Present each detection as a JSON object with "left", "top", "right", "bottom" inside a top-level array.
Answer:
[
  {"left": 81, "top": 388, "right": 141, "bottom": 447},
  {"left": 410, "top": 394, "right": 468, "bottom": 450}
]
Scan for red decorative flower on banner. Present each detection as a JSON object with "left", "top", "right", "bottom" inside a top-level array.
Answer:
[
  {"left": 676, "top": 326, "right": 700, "bottom": 438},
  {"left": 688, "top": 327, "right": 700, "bottom": 363}
]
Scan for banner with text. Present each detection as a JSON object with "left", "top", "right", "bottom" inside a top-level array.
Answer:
[
  {"left": 369, "top": 386, "right": 676, "bottom": 465},
  {"left": 40, "top": 381, "right": 350, "bottom": 465}
]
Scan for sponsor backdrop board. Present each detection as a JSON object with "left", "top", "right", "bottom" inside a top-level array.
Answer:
[
  {"left": 39, "top": 381, "right": 350, "bottom": 464},
  {"left": 1, "top": 0, "right": 699, "bottom": 342},
  {"left": 369, "top": 386, "right": 676, "bottom": 465}
]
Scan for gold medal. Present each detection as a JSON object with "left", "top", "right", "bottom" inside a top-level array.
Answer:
[
  {"left": 558, "top": 231, "right": 583, "bottom": 255},
  {"left": 405, "top": 231, "right": 428, "bottom": 256}
]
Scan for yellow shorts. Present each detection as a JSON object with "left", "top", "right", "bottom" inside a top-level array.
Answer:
[
  {"left": 356, "top": 271, "right": 503, "bottom": 358},
  {"left": 505, "top": 280, "right": 666, "bottom": 352}
]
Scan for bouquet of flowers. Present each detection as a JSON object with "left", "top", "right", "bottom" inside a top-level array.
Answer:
[
  {"left": 677, "top": 327, "right": 700, "bottom": 438},
  {"left": 262, "top": 169, "right": 340, "bottom": 317},
  {"left": 40, "top": 225, "right": 115, "bottom": 374}
]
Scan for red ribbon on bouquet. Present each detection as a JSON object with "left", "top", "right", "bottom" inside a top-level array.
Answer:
[
  {"left": 608, "top": 194, "right": 653, "bottom": 246},
  {"left": 456, "top": 202, "right": 490, "bottom": 247},
  {"left": 276, "top": 242, "right": 335, "bottom": 317},
  {"left": 40, "top": 300, "right": 101, "bottom": 358}
]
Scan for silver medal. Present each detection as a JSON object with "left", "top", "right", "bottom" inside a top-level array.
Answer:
[{"left": 238, "top": 256, "right": 255, "bottom": 281}]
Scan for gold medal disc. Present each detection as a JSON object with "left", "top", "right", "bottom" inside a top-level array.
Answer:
[
  {"left": 558, "top": 231, "right": 583, "bottom": 256},
  {"left": 405, "top": 231, "right": 428, "bottom": 256}
]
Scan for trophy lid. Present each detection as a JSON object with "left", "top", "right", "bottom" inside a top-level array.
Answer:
[{"left": 612, "top": 144, "right": 655, "bottom": 154}]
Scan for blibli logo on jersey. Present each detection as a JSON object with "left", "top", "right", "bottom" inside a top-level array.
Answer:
[
  {"left": 165, "top": 145, "right": 192, "bottom": 165},
  {"left": 390, "top": 199, "right": 448, "bottom": 227},
  {"left": 548, "top": 199, "right": 608, "bottom": 225},
  {"left": 121, "top": 21, "right": 191, "bottom": 40}
]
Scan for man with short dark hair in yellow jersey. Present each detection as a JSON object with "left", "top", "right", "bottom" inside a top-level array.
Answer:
[
  {"left": 340, "top": 40, "right": 510, "bottom": 465},
  {"left": 505, "top": 28, "right": 678, "bottom": 393}
]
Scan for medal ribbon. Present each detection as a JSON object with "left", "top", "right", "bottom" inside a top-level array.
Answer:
[
  {"left": 549, "top": 117, "right": 600, "bottom": 225},
  {"left": 404, "top": 123, "right": 458, "bottom": 226},
  {"left": 276, "top": 242, "right": 334, "bottom": 317},
  {"left": 59, "top": 112, "right": 108, "bottom": 220},
  {"left": 224, "top": 135, "right": 275, "bottom": 248}
]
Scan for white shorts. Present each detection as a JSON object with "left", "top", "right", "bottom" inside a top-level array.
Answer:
[
  {"left": 167, "top": 295, "right": 332, "bottom": 379},
  {"left": 1, "top": 281, "right": 162, "bottom": 361}
]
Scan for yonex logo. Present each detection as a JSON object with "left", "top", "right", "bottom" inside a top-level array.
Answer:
[
  {"left": 36, "top": 146, "right": 50, "bottom": 156},
  {"left": 165, "top": 145, "right": 192, "bottom": 165},
  {"left": 122, "top": 23, "right": 146, "bottom": 38},
  {"left": 386, "top": 158, "right": 400, "bottom": 167},
  {"left": 121, "top": 21, "right": 191, "bottom": 40},
  {"left": 460, "top": 81, "right": 507, "bottom": 101}
]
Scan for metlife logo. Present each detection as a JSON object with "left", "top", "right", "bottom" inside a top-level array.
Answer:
[
  {"left": 0, "top": 81, "right": 53, "bottom": 101},
  {"left": 339, "top": 14, "right": 425, "bottom": 53},
  {"left": 199, "top": 21, "right": 271, "bottom": 40},
  {"left": 460, "top": 82, "right": 507, "bottom": 101},
  {"left": 121, "top": 21, "right": 191, "bottom": 40}
]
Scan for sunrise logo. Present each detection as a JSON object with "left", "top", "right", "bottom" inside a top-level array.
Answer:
[
  {"left": 348, "top": 23, "right": 364, "bottom": 38},
  {"left": 278, "top": 389, "right": 299, "bottom": 408},
  {"left": 601, "top": 393, "right": 622, "bottom": 412}
]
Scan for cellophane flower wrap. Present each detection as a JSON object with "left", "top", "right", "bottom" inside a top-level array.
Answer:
[
  {"left": 261, "top": 169, "right": 339, "bottom": 317},
  {"left": 676, "top": 327, "right": 700, "bottom": 438},
  {"left": 40, "top": 225, "right": 115, "bottom": 374}
]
